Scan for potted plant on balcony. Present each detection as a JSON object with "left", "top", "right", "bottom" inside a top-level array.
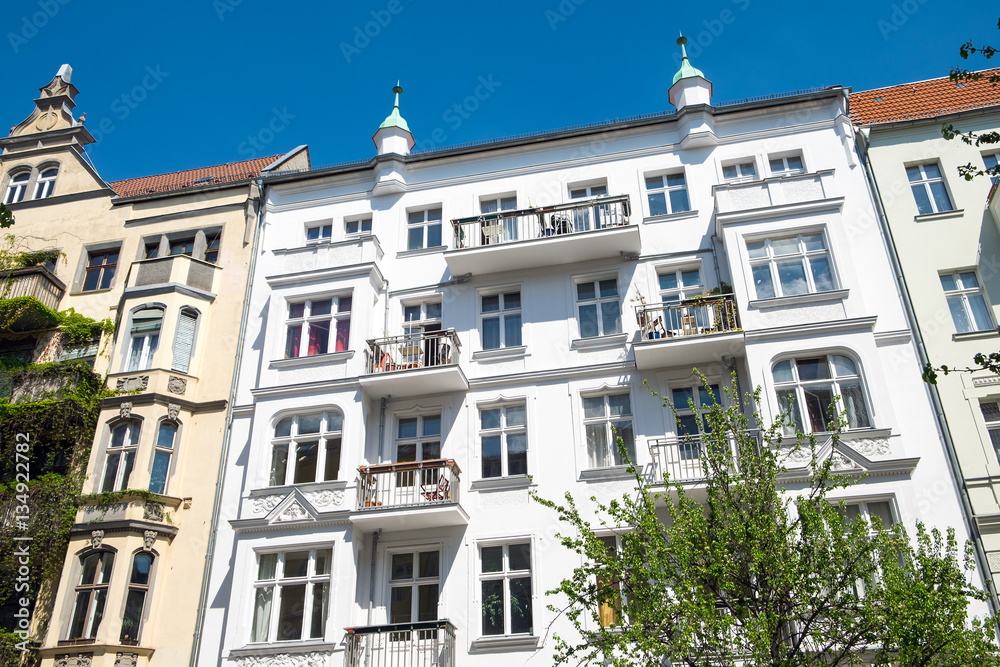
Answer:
[{"left": 631, "top": 292, "right": 667, "bottom": 339}]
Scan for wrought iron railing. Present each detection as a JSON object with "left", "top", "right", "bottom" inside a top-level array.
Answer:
[
  {"left": 365, "top": 330, "right": 461, "bottom": 375},
  {"left": 345, "top": 620, "right": 456, "bottom": 667},
  {"left": 2, "top": 266, "right": 65, "bottom": 310},
  {"left": 635, "top": 295, "right": 740, "bottom": 341},
  {"left": 357, "top": 459, "right": 461, "bottom": 510},
  {"left": 648, "top": 432, "right": 759, "bottom": 483},
  {"left": 451, "top": 195, "right": 631, "bottom": 249}
]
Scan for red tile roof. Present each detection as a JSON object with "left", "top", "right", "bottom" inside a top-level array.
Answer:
[
  {"left": 850, "top": 69, "right": 1000, "bottom": 125},
  {"left": 108, "top": 155, "right": 280, "bottom": 198}
]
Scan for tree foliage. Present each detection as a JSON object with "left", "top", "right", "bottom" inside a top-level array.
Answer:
[{"left": 533, "top": 379, "right": 998, "bottom": 666}]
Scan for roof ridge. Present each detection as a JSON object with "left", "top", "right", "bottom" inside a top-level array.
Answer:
[
  {"left": 852, "top": 66, "right": 1000, "bottom": 97},
  {"left": 108, "top": 155, "right": 281, "bottom": 185}
]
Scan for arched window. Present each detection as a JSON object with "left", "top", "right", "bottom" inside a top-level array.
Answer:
[
  {"left": 269, "top": 411, "right": 343, "bottom": 486},
  {"left": 66, "top": 550, "right": 114, "bottom": 640},
  {"left": 149, "top": 421, "right": 176, "bottom": 495},
  {"left": 101, "top": 421, "right": 140, "bottom": 492},
  {"left": 33, "top": 166, "right": 58, "bottom": 199},
  {"left": 120, "top": 551, "right": 154, "bottom": 644},
  {"left": 4, "top": 171, "right": 30, "bottom": 204},
  {"left": 127, "top": 307, "right": 163, "bottom": 371},
  {"left": 171, "top": 308, "right": 199, "bottom": 374},
  {"left": 772, "top": 354, "right": 871, "bottom": 435}
]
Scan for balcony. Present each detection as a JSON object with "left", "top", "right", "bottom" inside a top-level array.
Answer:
[
  {"left": 123, "top": 254, "right": 221, "bottom": 297},
  {"left": 713, "top": 170, "right": 841, "bottom": 227},
  {"left": 359, "top": 330, "right": 468, "bottom": 399},
  {"left": 346, "top": 620, "right": 456, "bottom": 667},
  {"left": 2, "top": 265, "right": 65, "bottom": 310},
  {"left": 633, "top": 295, "right": 744, "bottom": 370},
  {"left": 444, "top": 195, "right": 640, "bottom": 276},
  {"left": 350, "top": 459, "right": 468, "bottom": 531},
  {"left": 648, "top": 432, "right": 758, "bottom": 485}
]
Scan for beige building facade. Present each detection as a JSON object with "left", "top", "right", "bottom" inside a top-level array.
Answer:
[{"left": 0, "top": 65, "right": 309, "bottom": 666}]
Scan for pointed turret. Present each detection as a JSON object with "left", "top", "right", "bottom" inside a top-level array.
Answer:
[
  {"left": 7, "top": 64, "right": 90, "bottom": 140},
  {"left": 668, "top": 35, "right": 713, "bottom": 110},
  {"left": 372, "top": 83, "right": 415, "bottom": 156}
]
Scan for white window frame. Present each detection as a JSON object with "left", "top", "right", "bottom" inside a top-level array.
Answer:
[
  {"left": 574, "top": 275, "right": 622, "bottom": 339},
  {"left": 386, "top": 547, "right": 442, "bottom": 625},
  {"left": 305, "top": 221, "right": 333, "bottom": 244},
  {"left": 101, "top": 420, "right": 141, "bottom": 492},
  {"left": 125, "top": 307, "right": 163, "bottom": 372},
  {"left": 840, "top": 498, "right": 897, "bottom": 532},
  {"left": 284, "top": 295, "right": 352, "bottom": 358},
  {"left": 479, "top": 288, "right": 522, "bottom": 350},
  {"left": 395, "top": 413, "right": 442, "bottom": 465},
  {"left": 479, "top": 402, "right": 528, "bottom": 479},
  {"left": 406, "top": 206, "right": 443, "bottom": 250},
  {"left": 906, "top": 162, "right": 954, "bottom": 215},
  {"left": 772, "top": 354, "right": 873, "bottom": 435},
  {"left": 250, "top": 547, "right": 333, "bottom": 643},
  {"left": 345, "top": 216, "right": 372, "bottom": 236},
  {"left": 269, "top": 411, "right": 344, "bottom": 486},
  {"left": 721, "top": 159, "right": 758, "bottom": 183},
  {"left": 979, "top": 400, "right": 1000, "bottom": 464},
  {"left": 644, "top": 170, "right": 690, "bottom": 217},
  {"left": 582, "top": 391, "right": 635, "bottom": 468},
  {"left": 148, "top": 420, "right": 177, "bottom": 495},
  {"left": 746, "top": 231, "right": 836, "bottom": 300},
  {"left": 983, "top": 152, "right": 1000, "bottom": 184},
  {"left": 33, "top": 166, "right": 58, "bottom": 199},
  {"left": 478, "top": 541, "right": 534, "bottom": 638},
  {"left": 671, "top": 382, "right": 721, "bottom": 437},
  {"left": 767, "top": 153, "right": 805, "bottom": 177},
  {"left": 940, "top": 270, "right": 995, "bottom": 334},
  {"left": 4, "top": 170, "right": 30, "bottom": 204},
  {"left": 479, "top": 194, "right": 519, "bottom": 244}
]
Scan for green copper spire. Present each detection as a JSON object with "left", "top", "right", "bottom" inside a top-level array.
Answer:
[
  {"left": 672, "top": 34, "right": 705, "bottom": 85},
  {"left": 378, "top": 82, "right": 411, "bottom": 132}
]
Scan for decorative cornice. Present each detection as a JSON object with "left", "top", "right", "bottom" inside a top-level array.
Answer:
[
  {"left": 743, "top": 316, "right": 878, "bottom": 341},
  {"left": 715, "top": 196, "right": 845, "bottom": 227},
  {"left": 264, "top": 261, "right": 385, "bottom": 290},
  {"left": 70, "top": 520, "right": 178, "bottom": 540},
  {"left": 99, "top": 392, "right": 227, "bottom": 414}
]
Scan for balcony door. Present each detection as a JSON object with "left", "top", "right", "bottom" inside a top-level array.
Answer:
[
  {"left": 386, "top": 549, "right": 441, "bottom": 660},
  {"left": 395, "top": 415, "right": 442, "bottom": 500},
  {"left": 570, "top": 183, "right": 609, "bottom": 231},
  {"left": 403, "top": 301, "right": 444, "bottom": 367}
]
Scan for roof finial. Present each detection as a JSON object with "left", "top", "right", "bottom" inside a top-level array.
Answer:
[
  {"left": 672, "top": 33, "right": 705, "bottom": 85},
  {"left": 677, "top": 33, "right": 689, "bottom": 60},
  {"left": 392, "top": 82, "right": 403, "bottom": 109}
]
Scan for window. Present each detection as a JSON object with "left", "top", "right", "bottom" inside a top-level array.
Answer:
[
  {"left": 169, "top": 237, "right": 195, "bottom": 257},
  {"left": 4, "top": 171, "right": 29, "bottom": 204},
  {"left": 576, "top": 277, "right": 621, "bottom": 338},
  {"left": 120, "top": 552, "right": 153, "bottom": 644},
  {"left": 33, "top": 166, "right": 58, "bottom": 199},
  {"left": 306, "top": 223, "right": 332, "bottom": 243},
  {"left": 149, "top": 422, "right": 176, "bottom": 495},
  {"left": 270, "top": 411, "right": 343, "bottom": 486},
  {"left": 979, "top": 400, "right": 1000, "bottom": 463},
  {"left": 481, "top": 195, "right": 518, "bottom": 243},
  {"left": 773, "top": 355, "right": 871, "bottom": 435},
  {"left": 345, "top": 217, "right": 372, "bottom": 235},
  {"left": 171, "top": 308, "right": 199, "bottom": 373},
  {"left": 143, "top": 241, "right": 160, "bottom": 259},
  {"left": 396, "top": 414, "right": 441, "bottom": 465},
  {"left": 768, "top": 154, "right": 804, "bottom": 176},
  {"left": 906, "top": 163, "right": 953, "bottom": 215},
  {"left": 480, "top": 543, "right": 533, "bottom": 637},
  {"left": 480, "top": 404, "right": 527, "bottom": 478},
  {"left": 672, "top": 383, "right": 720, "bottom": 436},
  {"left": 480, "top": 291, "right": 521, "bottom": 350},
  {"left": 127, "top": 308, "right": 163, "bottom": 371},
  {"left": 204, "top": 234, "right": 220, "bottom": 263},
  {"left": 251, "top": 548, "right": 332, "bottom": 642},
  {"left": 284, "top": 296, "right": 351, "bottom": 358},
  {"left": 101, "top": 421, "right": 140, "bottom": 492},
  {"left": 407, "top": 207, "right": 443, "bottom": 250},
  {"left": 67, "top": 551, "right": 114, "bottom": 640},
  {"left": 658, "top": 267, "right": 706, "bottom": 330},
  {"left": 940, "top": 271, "right": 993, "bottom": 333},
  {"left": 722, "top": 161, "right": 757, "bottom": 182},
  {"left": 583, "top": 393, "right": 635, "bottom": 468},
  {"left": 747, "top": 233, "right": 834, "bottom": 299},
  {"left": 569, "top": 183, "right": 610, "bottom": 231},
  {"left": 82, "top": 249, "right": 119, "bottom": 292},
  {"left": 402, "top": 300, "right": 443, "bottom": 366},
  {"left": 389, "top": 549, "right": 440, "bottom": 625},
  {"left": 841, "top": 500, "right": 896, "bottom": 531},
  {"left": 645, "top": 172, "right": 690, "bottom": 216},
  {"left": 983, "top": 152, "right": 1000, "bottom": 185},
  {"left": 595, "top": 535, "right": 628, "bottom": 628}
]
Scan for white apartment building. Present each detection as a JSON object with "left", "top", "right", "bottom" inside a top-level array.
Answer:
[
  {"left": 195, "top": 46, "right": 983, "bottom": 666},
  {"left": 853, "top": 71, "right": 1000, "bottom": 592}
]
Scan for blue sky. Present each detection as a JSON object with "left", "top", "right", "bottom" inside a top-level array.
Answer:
[{"left": 1, "top": 0, "right": 997, "bottom": 182}]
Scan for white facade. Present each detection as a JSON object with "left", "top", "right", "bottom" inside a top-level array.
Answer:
[{"left": 195, "top": 74, "right": 983, "bottom": 666}]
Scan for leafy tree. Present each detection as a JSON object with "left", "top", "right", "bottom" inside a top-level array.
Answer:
[
  {"left": 532, "top": 379, "right": 998, "bottom": 666},
  {"left": 0, "top": 203, "right": 12, "bottom": 229}
]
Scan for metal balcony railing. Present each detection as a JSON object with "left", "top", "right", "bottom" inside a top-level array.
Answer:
[
  {"left": 648, "top": 431, "right": 760, "bottom": 483},
  {"left": 635, "top": 295, "right": 740, "bottom": 341},
  {"left": 345, "top": 620, "right": 456, "bottom": 667},
  {"left": 357, "top": 459, "right": 461, "bottom": 510},
  {"left": 2, "top": 266, "right": 65, "bottom": 310},
  {"left": 451, "top": 195, "right": 631, "bottom": 249},
  {"left": 365, "top": 330, "right": 461, "bottom": 375}
]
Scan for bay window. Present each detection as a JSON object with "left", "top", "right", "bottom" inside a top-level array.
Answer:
[
  {"left": 67, "top": 551, "right": 114, "bottom": 640},
  {"left": 284, "top": 295, "right": 351, "bottom": 358},
  {"left": 101, "top": 421, "right": 140, "bottom": 492},
  {"left": 269, "top": 411, "right": 343, "bottom": 486},
  {"left": 251, "top": 548, "right": 332, "bottom": 642},
  {"left": 773, "top": 355, "right": 871, "bottom": 435},
  {"left": 747, "top": 232, "right": 835, "bottom": 299}
]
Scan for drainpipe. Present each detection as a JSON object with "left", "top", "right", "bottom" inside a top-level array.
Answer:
[
  {"left": 377, "top": 396, "right": 390, "bottom": 464},
  {"left": 188, "top": 177, "right": 266, "bottom": 667},
  {"left": 709, "top": 234, "right": 724, "bottom": 289},
  {"left": 366, "top": 529, "right": 382, "bottom": 626},
  {"left": 855, "top": 127, "right": 1000, "bottom": 617}
]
